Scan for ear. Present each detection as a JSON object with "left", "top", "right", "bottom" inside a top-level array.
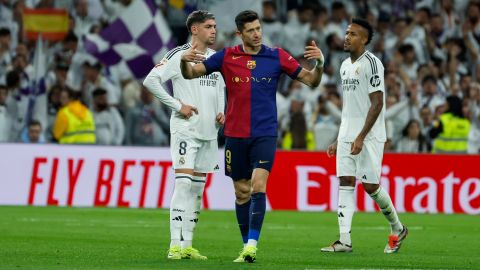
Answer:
[
  {"left": 235, "top": 29, "right": 241, "bottom": 37},
  {"left": 191, "top": 25, "right": 197, "bottom": 34}
]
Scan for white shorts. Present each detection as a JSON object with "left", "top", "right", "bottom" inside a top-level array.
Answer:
[
  {"left": 170, "top": 132, "right": 220, "bottom": 173},
  {"left": 336, "top": 140, "right": 384, "bottom": 184}
]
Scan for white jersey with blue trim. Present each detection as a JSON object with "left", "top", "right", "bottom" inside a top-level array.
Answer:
[{"left": 337, "top": 50, "right": 386, "bottom": 143}]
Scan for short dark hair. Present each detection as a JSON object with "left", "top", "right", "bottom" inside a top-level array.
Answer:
[
  {"left": 0, "top": 28, "right": 11, "bottom": 37},
  {"left": 6, "top": 70, "right": 20, "bottom": 88},
  {"left": 92, "top": 88, "right": 108, "bottom": 97},
  {"left": 351, "top": 18, "right": 373, "bottom": 45},
  {"left": 235, "top": 10, "right": 259, "bottom": 31},
  {"left": 0, "top": 84, "right": 6, "bottom": 91},
  {"left": 422, "top": 75, "right": 437, "bottom": 85},
  {"left": 28, "top": 119, "right": 42, "bottom": 128},
  {"left": 63, "top": 31, "right": 78, "bottom": 43},
  {"left": 186, "top": 10, "right": 215, "bottom": 34}
]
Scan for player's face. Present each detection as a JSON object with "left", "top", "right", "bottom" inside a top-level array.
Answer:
[
  {"left": 238, "top": 19, "right": 262, "bottom": 48},
  {"left": 343, "top": 24, "right": 367, "bottom": 53},
  {"left": 193, "top": 19, "right": 216, "bottom": 46}
]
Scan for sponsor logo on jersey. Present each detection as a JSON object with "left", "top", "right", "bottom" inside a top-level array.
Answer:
[
  {"left": 154, "top": 59, "right": 167, "bottom": 68},
  {"left": 232, "top": 76, "right": 272, "bottom": 83},
  {"left": 247, "top": 60, "right": 256, "bottom": 69},
  {"left": 341, "top": 78, "right": 360, "bottom": 91},
  {"left": 370, "top": 75, "right": 381, "bottom": 87}
]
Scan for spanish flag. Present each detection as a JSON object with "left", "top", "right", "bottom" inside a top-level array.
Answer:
[{"left": 23, "top": 9, "right": 69, "bottom": 41}]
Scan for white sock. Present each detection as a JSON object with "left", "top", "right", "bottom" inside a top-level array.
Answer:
[
  {"left": 369, "top": 187, "right": 403, "bottom": 235},
  {"left": 182, "top": 175, "right": 206, "bottom": 248},
  {"left": 247, "top": 239, "right": 257, "bottom": 247},
  {"left": 338, "top": 186, "right": 355, "bottom": 245},
  {"left": 170, "top": 174, "right": 191, "bottom": 247}
]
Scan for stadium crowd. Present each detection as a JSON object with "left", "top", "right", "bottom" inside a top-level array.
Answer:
[{"left": 0, "top": 0, "right": 479, "bottom": 154}]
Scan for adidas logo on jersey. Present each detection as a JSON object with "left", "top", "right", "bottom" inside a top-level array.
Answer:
[{"left": 172, "top": 216, "right": 182, "bottom": 221}]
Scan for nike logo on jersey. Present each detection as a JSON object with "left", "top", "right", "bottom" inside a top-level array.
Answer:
[
  {"left": 232, "top": 56, "right": 242, "bottom": 60},
  {"left": 259, "top": 160, "right": 270, "bottom": 164}
]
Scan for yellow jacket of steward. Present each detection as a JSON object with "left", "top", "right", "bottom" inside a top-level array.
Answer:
[
  {"left": 432, "top": 112, "right": 470, "bottom": 153},
  {"left": 53, "top": 101, "right": 96, "bottom": 144}
]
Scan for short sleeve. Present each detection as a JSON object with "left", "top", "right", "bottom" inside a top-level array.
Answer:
[
  {"left": 151, "top": 52, "right": 181, "bottom": 82},
  {"left": 203, "top": 49, "right": 225, "bottom": 75},
  {"left": 365, "top": 55, "right": 385, "bottom": 94},
  {"left": 278, "top": 48, "right": 302, "bottom": 79}
]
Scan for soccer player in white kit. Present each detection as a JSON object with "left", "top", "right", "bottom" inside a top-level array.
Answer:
[
  {"left": 320, "top": 19, "right": 408, "bottom": 254},
  {"left": 143, "top": 10, "right": 225, "bottom": 260}
]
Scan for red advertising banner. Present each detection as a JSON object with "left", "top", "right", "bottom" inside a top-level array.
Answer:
[
  {"left": 268, "top": 151, "right": 480, "bottom": 214},
  {"left": 0, "top": 144, "right": 479, "bottom": 214}
]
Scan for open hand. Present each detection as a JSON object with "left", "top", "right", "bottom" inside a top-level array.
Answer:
[{"left": 181, "top": 43, "right": 206, "bottom": 63}]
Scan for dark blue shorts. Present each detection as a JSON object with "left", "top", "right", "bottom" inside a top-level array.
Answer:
[{"left": 224, "top": 136, "right": 277, "bottom": 181}]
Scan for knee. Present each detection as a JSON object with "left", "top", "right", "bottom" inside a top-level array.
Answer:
[
  {"left": 363, "top": 183, "right": 380, "bottom": 195},
  {"left": 339, "top": 176, "right": 355, "bottom": 187},
  {"left": 235, "top": 186, "right": 251, "bottom": 204}
]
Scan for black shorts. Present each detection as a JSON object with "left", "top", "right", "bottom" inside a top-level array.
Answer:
[{"left": 224, "top": 136, "right": 277, "bottom": 181}]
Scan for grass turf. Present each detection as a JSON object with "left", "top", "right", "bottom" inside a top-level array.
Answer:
[{"left": 0, "top": 206, "right": 479, "bottom": 270}]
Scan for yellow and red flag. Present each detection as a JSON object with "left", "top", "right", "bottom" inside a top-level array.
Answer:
[{"left": 23, "top": 9, "right": 69, "bottom": 41}]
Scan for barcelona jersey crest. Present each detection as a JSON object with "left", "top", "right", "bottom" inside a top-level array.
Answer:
[{"left": 247, "top": 60, "right": 256, "bottom": 69}]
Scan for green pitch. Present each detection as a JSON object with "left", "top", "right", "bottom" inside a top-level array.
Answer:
[{"left": 1, "top": 206, "right": 478, "bottom": 269}]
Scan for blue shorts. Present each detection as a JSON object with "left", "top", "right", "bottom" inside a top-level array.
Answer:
[{"left": 224, "top": 136, "right": 277, "bottom": 181}]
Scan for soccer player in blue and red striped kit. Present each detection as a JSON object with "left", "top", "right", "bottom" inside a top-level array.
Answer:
[{"left": 180, "top": 10, "right": 324, "bottom": 263}]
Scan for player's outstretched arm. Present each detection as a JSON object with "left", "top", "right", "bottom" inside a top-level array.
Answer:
[
  {"left": 296, "top": 40, "right": 324, "bottom": 88},
  {"left": 180, "top": 43, "right": 207, "bottom": 79}
]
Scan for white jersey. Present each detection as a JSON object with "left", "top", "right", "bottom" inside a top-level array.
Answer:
[
  {"left": 337, "top": 50, "right": 386, "bottom": 143},
  {"left": 143, "top": 44, "right": 225, "bottom": 140}
]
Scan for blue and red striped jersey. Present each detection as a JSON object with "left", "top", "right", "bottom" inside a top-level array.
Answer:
[{"left": 203, "top": 44, "right": 302, "bottom": 138}]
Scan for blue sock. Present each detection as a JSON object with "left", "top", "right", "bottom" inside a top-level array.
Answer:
[
  {"left": 235, "top": 199, "right": 251, "bottom": 244},
  {"left": 248, "top": 192, "right": 266, "bottom": 242}
]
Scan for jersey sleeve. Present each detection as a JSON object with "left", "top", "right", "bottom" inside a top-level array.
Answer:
[
  {"left": 151, "top": 52, "right": 181, "bottom": 82},
  {"left": 365, "top": 56, "right": 385, "bottom": 94},
  {"left": 203, "top": 49, "right": 225, "bottom": 75},
  {"left": 278, "top": 48, "right": 302, "bottom": 79}
]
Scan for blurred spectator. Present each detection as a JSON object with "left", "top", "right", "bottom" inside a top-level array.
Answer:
[
  {"left": 72, "top": 0, "right": 97, "bottom": 38},
  {"left": 125, "top": 87, "right": 169, "bottom": 146},
  {"left": 53, "top": 89, "right": 96, "bottom": 144},
  {"left": 396, "top": 119, "right": 428, "bottom": 153},
  {"left": 430, "top": 95, "right": 470, "bottom": 153},
  {"left": 420, "top": 75, "right": 445, "bottom": 113},
  {"left": 91, "top": 88, "right": 124, "bottom": 145},
  {"left": 261, "top": 0, "right": 283, "bottom": 47},
  {"left": 281, "top": 3, "right": 316, "bottom": 57},
  {"left": 0, "top": 84, "right": 10, "bottom": 142},
  {"left": 0, "top": 27, "right": 12, "bottom": 79},
  {"left": 311, "top": 95, "right": 339, "bottom": 151},
  {"left": 82, "top": 61, "right": 119, "bottom": 106},
  {"left": 419, "top": 105, "right": 434, "bottom": 151},
  {"left": 46, "top": 84, "right": 64, "bottom": 142},
  {"left": 22, "top": 119, "right": 45, "bottom": 143},
  {"left": 281, "top": 97, "right": 315, "bottom": 151},
  {"left": 324, "top": 1, "right": 349, "bottom": 39},
  {"left": 467, "top": 82, "right": 480, "bottom": 153}
]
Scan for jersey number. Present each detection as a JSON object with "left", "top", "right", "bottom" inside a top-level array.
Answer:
[
  {"left": 225, "top": 150, "right": 232, "bottom": 164},
  {"left": 179, "top": 141, "right": 187, "bottom": 155}
]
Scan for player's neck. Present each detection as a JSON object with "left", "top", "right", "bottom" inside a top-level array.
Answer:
[
  {"left": 242, "top": 44, "right": 261, "bottom": 54},
  {"left": 190, "top": 38, "right": 208, "bottom": 53},
  {"left": 350, "top": 49, "right": 366, "bottom": 62}
]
